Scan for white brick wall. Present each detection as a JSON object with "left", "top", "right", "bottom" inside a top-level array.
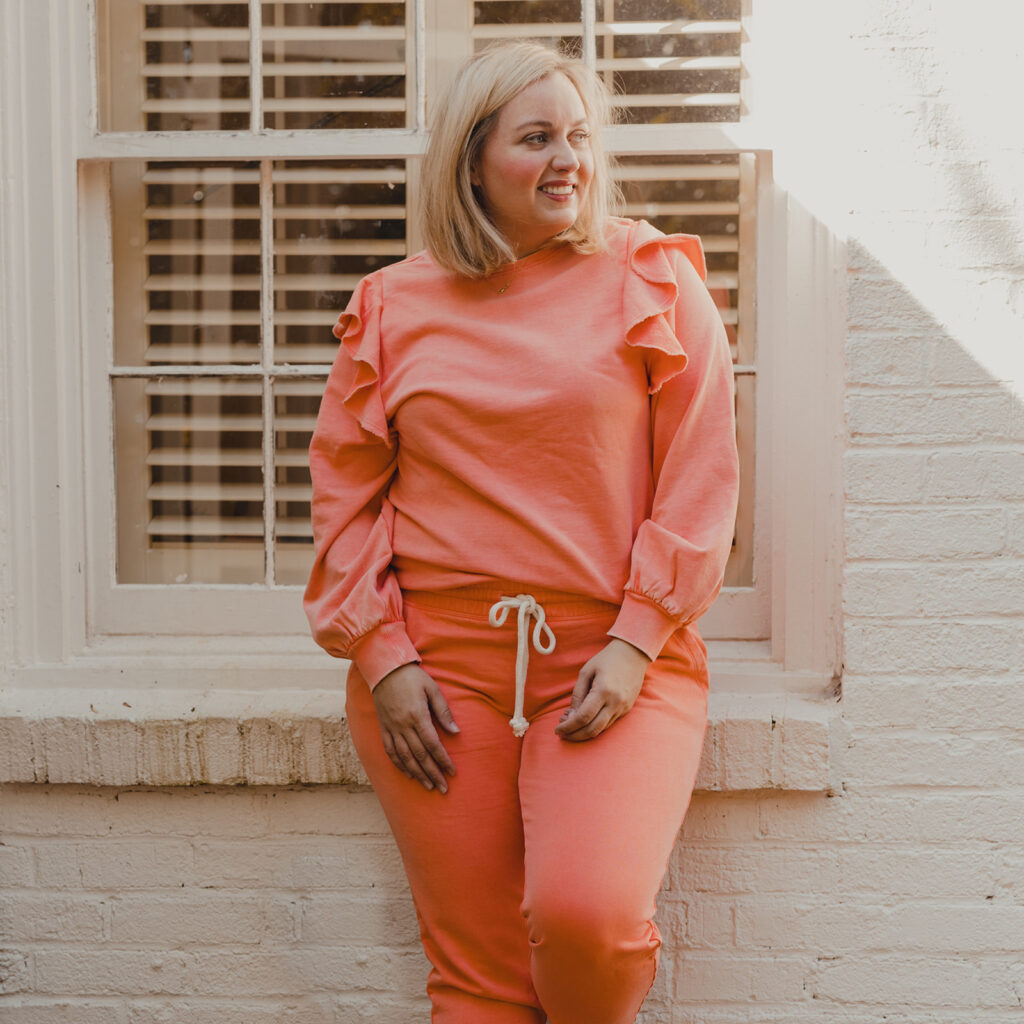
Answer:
[{"left": 3, "top": 0, "right": 1024, "bottom": 1021}]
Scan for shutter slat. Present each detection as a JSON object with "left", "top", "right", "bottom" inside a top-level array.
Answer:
[
  {"left": 144, "top": 345, "right": 261, "bottom": 362},
  {"left": 611, "top": 93, "right": 740, "bottom": 109},
  {"left": 147, "top": 414, "right": 263, "bottom": 431},
  {"left": 620, "top": 201, "right": 739, "bottom": 216},
  {"left": 473, "top": 21, "right": 741, "bottom": 39},
  {"left": 145, "top": 274, "right": 260, "bottom": 291},
  {"left": 615, "top": 165, "right": 741, "bottom": 182},
  {"left": 262, "top": 26, "right": 405, "bottom": 42},
  {"left": 148, "top": 449, "right": 264, "bottom": 467},
  {"left": 263, "top": 98, "right": 406, "bottom": 114},
  {"left": 144, "top": 311, "right": 262, "bottom": 326},
  {"left": 595, "top": 56, "right": 741, "bottom": 72},
  {"left": 148, "top": 517, "right": 264, "bottom": 538}
]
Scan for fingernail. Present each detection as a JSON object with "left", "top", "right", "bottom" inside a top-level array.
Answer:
[{"left": 423, "top": 780, "right": 434, "bottom": 791}]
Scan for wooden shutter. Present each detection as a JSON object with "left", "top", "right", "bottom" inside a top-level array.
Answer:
[{"left": 111, "top": 158, "right": 408, "bottom": 584}]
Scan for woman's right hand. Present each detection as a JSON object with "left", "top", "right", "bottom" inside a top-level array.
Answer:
[{"left": 372, "top": 663, "right": 459, "bottom": 793}]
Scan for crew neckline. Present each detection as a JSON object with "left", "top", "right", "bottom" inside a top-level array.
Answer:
[{"left": 484, "top": 241, "right": 570, "bottom": 283}]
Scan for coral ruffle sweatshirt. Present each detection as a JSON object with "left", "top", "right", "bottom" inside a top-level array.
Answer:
[{"left": 304, "top": 217, "right": 740, "bottom": 687}]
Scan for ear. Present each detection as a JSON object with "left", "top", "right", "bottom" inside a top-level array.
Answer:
[{"left": 469, "top": 164, "right": 481, "bottom": 188}]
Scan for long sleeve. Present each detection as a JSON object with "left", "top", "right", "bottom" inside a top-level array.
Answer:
[
  {"left": 303, "top": 273, "right": 420, "bottom": 688},
  {"left": 608, "top": 225, "right": 740, "bottom": 660}
]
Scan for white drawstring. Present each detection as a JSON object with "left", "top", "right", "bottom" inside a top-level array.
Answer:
[{"left": 487, "top": 594, "right": 557, "bottom": 737}]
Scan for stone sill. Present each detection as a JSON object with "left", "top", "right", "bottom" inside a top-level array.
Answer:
[{"left": 0, "top": 687, "right": 838, "bottom": 792}]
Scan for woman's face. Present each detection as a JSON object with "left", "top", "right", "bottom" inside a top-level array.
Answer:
[{"left": 471, "top": 72, "right": 594, "bottom": 259}]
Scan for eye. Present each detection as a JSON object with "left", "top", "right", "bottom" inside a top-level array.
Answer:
[
  {"left": 524, "top": 132, "right": 547, "bottom": 144},
  {"left": 571, "top": 129, "right": 591, "bottom": 145}
]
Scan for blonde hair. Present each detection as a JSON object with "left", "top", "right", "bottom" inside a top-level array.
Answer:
[{"left": 420, "top": 42, "right": 619, "bottom": 278}]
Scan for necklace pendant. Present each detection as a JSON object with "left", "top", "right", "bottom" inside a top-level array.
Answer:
[{"left": 497, "top": 283, "right": 510, "bottom": 294}]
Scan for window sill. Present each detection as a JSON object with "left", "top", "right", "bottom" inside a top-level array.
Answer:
[{"left": 0, "top": 655, "right": 838, "bottom": 792}]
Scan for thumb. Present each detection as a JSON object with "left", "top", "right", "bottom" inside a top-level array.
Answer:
[
  {"left": 570, "top": 664, "right": 594, "bottom": 710},
  {"left": 426, "top": 681, "right": 460, "bottom": 733}
]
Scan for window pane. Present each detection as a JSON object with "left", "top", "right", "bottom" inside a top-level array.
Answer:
[
  {"left": 273, "top": 159, "right": 408, "bottom": 364},
  {"left": 112, "top": 161, "right": 262, "bottom": 366},
  {"left": 98, "top": 0, "right": 251, "bottom": 132},
  {"left": 261, "top": 2, "right": 409, "bottom": 130},
  {"left": 473, "top": 1, "right": 583, "bottom": 54},
  {"left": 596, "top": 0, "right": 743, "bottom": 124},
  {"left": 114, "top": 376, "right": 265, "bottom": 583},
  {"left": 274, "top": 378, "right": 321, "bottom": 585},
  {"left": 615, "top": 153, "right": 754, "bottom": 587}
]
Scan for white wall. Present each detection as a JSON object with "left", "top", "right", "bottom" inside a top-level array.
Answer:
[{"left": 2, "top": 1, "right": 1024, "bottom": 1021}]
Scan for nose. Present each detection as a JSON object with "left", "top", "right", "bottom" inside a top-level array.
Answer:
[{"left": 550, "top": 137, "right": 580, "bottom": 172}]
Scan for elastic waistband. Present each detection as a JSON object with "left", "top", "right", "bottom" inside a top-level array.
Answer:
[{"left": 402, "top": 582, "right": 616, "bottom": 619}]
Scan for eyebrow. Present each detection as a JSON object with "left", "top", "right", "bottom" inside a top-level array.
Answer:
[{"left": 514, "top": 118, "right": 589, "bottom": 131}]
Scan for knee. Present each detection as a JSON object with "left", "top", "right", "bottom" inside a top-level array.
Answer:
[{"left": 522, "top": 885, "right": 656, "bottom": 962}]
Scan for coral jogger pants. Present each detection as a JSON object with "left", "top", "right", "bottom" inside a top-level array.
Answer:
[{"left": 345, "top": 583, "right": 709, "bottom": 1024}]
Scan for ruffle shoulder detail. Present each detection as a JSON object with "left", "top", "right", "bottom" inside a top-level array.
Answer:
[
  {"left": 623, "top": 218, "right": 708, "bottom": 394},
  {"left": 332, "top": 272, "right": 392, "bottom": 446}
]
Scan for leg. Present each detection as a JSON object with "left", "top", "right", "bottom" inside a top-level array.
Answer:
[
  {"left": 518, "top": 627, "right": 709, "bottom": 1024},
  {"left": 346, "top": 599, "right": 545, "bottom": 1024}
]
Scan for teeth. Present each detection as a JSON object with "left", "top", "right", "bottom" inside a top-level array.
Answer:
[{"left": 540, "top": 185, "right": 574, "bottom": 195}]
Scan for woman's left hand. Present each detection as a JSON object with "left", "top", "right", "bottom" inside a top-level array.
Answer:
[{"left": 554, "top": 638, "right": 651, "bottom": 742}]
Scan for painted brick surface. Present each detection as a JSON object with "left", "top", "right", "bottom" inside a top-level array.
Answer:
[{"left": 3, "top": 0, "right": 1024, "bottom": 1021}]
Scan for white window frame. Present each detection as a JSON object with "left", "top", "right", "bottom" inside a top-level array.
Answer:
[{"left": 1, "top": 0, "right": 843, "bottom": 698}]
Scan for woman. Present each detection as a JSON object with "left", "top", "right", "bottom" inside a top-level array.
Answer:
[{"left": 305, "top": 42, "right": 739, "bottom": 1024}]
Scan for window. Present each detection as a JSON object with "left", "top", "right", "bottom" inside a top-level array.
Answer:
[{"left": 81, "top": 0, "right": 765, "bottom": 643}]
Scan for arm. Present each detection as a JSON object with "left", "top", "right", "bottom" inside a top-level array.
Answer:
[
  {"left": 303, "top": 272, "right": 420, "bottom": 688},
  {"left": 304, "top": 274, "right": 458, "bottom": 791},
  {"left": 557, "top": 236, "right": 739, "bottom": 741}
]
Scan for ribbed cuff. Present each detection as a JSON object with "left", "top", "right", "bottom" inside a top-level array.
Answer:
[
  {"left": 348, "top": 621, "right": 421, "bottom": 690},
  {"left": 607, "top": 592, "right": 679, "bottom": 662}
]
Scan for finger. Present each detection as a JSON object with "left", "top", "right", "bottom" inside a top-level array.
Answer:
[
  {"left": 556, "top": 690, "right": 604, "bottom": 737},
  {"left": 570, "top": 665, "right": 594, "bottom": 710},
  {"left": 417, "top": 717, "right": 456, "bottom": 778},
  {"left": 561, "top": 706, "right": 616, "bottom": 743},
  {"left": 393, "top": 735, "right": 435, "bottom": 791},
  {"left": 404, "top": 728, "right": 450, "bottom": 793},
  {"left": 380, "top": 730, "right": 412, "bottom": 779},
  {"left": 426, "top": 682, "right": 460, "bottom": 737}
]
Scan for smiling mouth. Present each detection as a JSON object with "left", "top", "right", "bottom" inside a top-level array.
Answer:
[{"left": 539, "top": 184, "right": 575, "bottom": 196}]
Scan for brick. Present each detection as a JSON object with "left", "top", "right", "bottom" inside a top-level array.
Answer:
[
  {"left": 843, "top": 676, "right": 1024, "bottom": 733},
  {"left": 669, "top": 844, "right": 841, "bottom": 895},
  {"left": 734, "top": 896, "right": 896, "bottom": 951},
  {"left": 109, "top": 894, "right": 296, "bottom": 946},
  {"left": 125, "top": 999, "right": 336, "bottom": 1024},
  {"left": 924, "top": 450, "right": 1024, "bottom": 502},
  {"left": 846, "top": 337, "right": 928, "bottom": 388},
  {"left": 845, "top": 730, "right": 1024, "bottom": 788},
  {"left": 0, "top": 949, "right": 31, "bottom": 995},
  {"left": 193, "top": 838, "right": 404, "bottom": 891},
  {"left": 892, "top": 902, "right": 1024, "bottom": 952},
  {"left": 672, "top": 953, "right": 811, "bottom": 1002},
  {"left": 0, "top": 895, "right": 106, "bottom": 943},
  {"left": 976, "top": 959, "right": 1024, "bottom": 1008},
  {"left": 263, "top": 787, "right": 388, "bottom": 836},
  {"left": 912, "top": 794, "right": 1024, "bottom": 844},
  {"left": 807, "top": 955, "right": 975, "bottom": 1006},
  {"left": 848, "top": 390, "right": 1019, "bottom": 445},
  {"left": 33, "top": 841, "right": 195, "bottom": 890},
  {"left": 837, "top": 848, "right": 1002, "bottom": 899},
  {"left": 32, "top": 951, "right": 195, "bottom": 997},
  {"left": 758, "top": 790, "right": 917, "bottom": 843},
  {"left": 844, "top": 565, "right": 922, "bottom": 616},
  {"left": 844, "top": 451, "right": 926, "bottom": 504},
  {"left": 848, "top": 276, "right": 940, "bottom": 333},
  {"left": 0, "top": 1004, "right": 129, "bottom": 1024},
  {"left": 0, "top": 786, "right": 120, "bottom": 837},
  {"left": 111, "top": 788, "right": 269, "bottom": 838},
  {"left": 845, "top": 564, "right": 1024, "bottom": 618},
  {"left": 844, "top": 620, "right": 1020, "bottom": 674},
  {"left": 928, "top": 334, "right": 1009, "bottom": 385},
  {"left": 0, "top": 843, "right": 34, "bottom": 886},
  {"left": 1010, "top": 508, "right": 1024, "bottom": 556},
  {"left": 846, "top": 508, "right": 1006, "bottom": 560},
  {"left": 679, "top": 794, "right": 760, "bottom": 841},
  {"left": 299, "top": 895, "right": 419, "bottom": 947}
]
